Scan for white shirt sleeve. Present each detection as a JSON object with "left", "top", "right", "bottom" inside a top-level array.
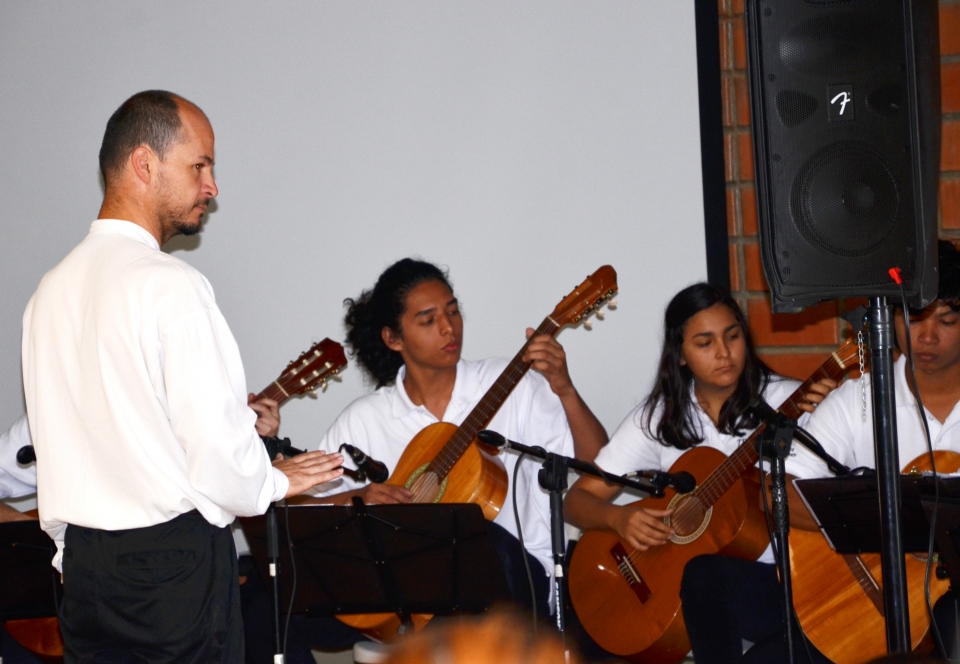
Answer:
[
  {"left": 594, "top": 401, "right": 669, "bottom": 475},
  {"left": 161, "top": 307, "right": 288, "bottom": 516},
  {"left": 0, "top": 414, "right": 37, "bottom": 499}
]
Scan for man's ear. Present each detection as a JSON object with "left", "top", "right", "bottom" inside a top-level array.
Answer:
[
  {"left": 382, "top": 326, "right": 403, "bottom": 353},
  {"left": 130, "top": 145, "right": 156, "bottom": 185}
]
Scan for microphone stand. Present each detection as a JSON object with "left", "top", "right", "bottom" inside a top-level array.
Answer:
[
  {"left": 266, "top": 501, "right": 284, "bottom": 664},
  {"left": 477, "top": 430, "right": 665, "bottom": 643},
  {"left": 755, "top": 410, "right": 799, "bottom": 664}
]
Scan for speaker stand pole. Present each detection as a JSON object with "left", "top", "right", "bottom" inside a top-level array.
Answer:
[{"left": 868, "top": 296, "right": 910, "bottom": 652}]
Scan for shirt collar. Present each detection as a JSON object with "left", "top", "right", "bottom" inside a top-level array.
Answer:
[
  {"left": 89, "top": 219, "right": 160, "bottom": 251},
  {"left": 388, "top": 359, "right": 484, "bottom": 421}
]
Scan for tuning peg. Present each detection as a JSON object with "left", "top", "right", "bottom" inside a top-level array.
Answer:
[
  {"left": 584, "top": 320, "right": 593, "bottom": 331},
  {"left": 607, "top": 298, "right": 617, "bottom": 310},
  {"left": 596, "top": 310, "right": 605, "bottom": 320}
]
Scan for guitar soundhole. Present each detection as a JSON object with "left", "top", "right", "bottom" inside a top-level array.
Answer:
[
  {"left": 665, "top": 493, "right": 712, "bottom": 544},
  {"left": 407, "top": 468, "right": 445, "bottom": 503}
]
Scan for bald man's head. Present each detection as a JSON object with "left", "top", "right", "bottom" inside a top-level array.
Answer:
[{"left": 98, "top": 90, "right": 207, "bottom": 185}]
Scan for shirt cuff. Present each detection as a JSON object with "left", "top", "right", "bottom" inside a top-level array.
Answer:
[{"left": 270, "top": 467, "right": 290, "bottom": 503}]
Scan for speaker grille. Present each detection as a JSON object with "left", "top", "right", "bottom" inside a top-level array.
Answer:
[
  {"left": 776, "top": 90, "right": 818, "bottom": 127},
  {"left": 790, "top": 141, "right": 900, "bottom": 258},
  {"left": 779, "top": 14, "right": 884, "bottom": 76}
]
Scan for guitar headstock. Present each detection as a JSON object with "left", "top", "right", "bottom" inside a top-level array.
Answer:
[
  {"left": 550, "top": 265, "right": 618, "bottom": 330},
  {"left": 275, "top": 338, "right": 347, "bottom": 398}
]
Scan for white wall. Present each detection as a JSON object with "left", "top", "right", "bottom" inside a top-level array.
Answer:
[{"left": 0, "top": 1, "right": 707, "bottom": 454}]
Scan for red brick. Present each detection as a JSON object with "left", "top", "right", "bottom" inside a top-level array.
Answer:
[
  {"left": 759, "top": 352, "right": 839, "bottom": 382},
  {"left": 730, "top": 244, "right": 742, "bottom": 293},
  {"left": 941, "top": 2, "right": 960, "bottom": 56},
  {"left": 744, "top": 242, "right": 769, "bottom": 292},
  {"left": 943, "top": 120, "right": 960, "bottom": 171},
  {"left": 720, "top": 21, "right": 733, "bottom": 72},
  {"left": 732, "top": 18, "right": 748, "bottom": 71},
  {"left": 742, "top": 185, "right": 758, "bottom": 236},
  {"left": 942, "top": 178, "right": 960, "bottom": 230},
  {"left": 747, "top": 297, "right": 840, "bottom": 346},
  {"left": 725, "top": 133, "right": 736, "bottom": 182},
  {"left": 734, "top": 74, "right": 751, "bottom": 127},
  {"left": 718, "top": 0, "right": 729, "bottom": 18},
  {"left": 722, "top": 76, "right": 734, "bottom": 128},
  {"left": 731, "top": 0, "right": 744, "bottom": 15},
  {"left": 738, "top": 132, "right": 754, "bottom": 181},
  {"left": 943, "top": 62, "right": 960, "bottom": 114},
  {"left": 727, "top": 188, "right": 738, "bottom": 235}
]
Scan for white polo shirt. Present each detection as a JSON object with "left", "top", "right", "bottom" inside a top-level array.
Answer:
[{"left": 789, "top": 355, "right": 960, "bottom": 479}]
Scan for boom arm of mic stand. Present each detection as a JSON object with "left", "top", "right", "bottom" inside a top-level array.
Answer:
[
  {"left": 791, "top": 426, "right": 852, "bottom": 477},
  {"left": 492, "top": 436, "right": 664, "bottom": 498}
]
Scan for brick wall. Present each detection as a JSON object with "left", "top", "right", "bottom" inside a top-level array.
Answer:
[{"left": 718, "top": 0, "right": 960, "bottom": 380}]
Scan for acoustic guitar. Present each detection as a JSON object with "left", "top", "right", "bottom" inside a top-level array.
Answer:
[
  {"left": 790, "top": 450, "right": 958, "bottom": 664},
  {"left": 337, "top": 265, "right": 618, "bottom": 640},
  {"left": 2, "top": 339, "right": 347, "bottom": 661},
  {"left": 568, "top": 337, "right": 860, "bottom": 663}
]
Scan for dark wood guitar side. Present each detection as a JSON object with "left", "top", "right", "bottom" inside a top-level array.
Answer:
[
  {"left": 790, "top": 450, "right": 959, "bottom": 664},
  {"left": 337, "top": 265, "right": 619, "bottom": 640},
  {"left": 568, "top": 338, "right": 860, "bottom": 663}
]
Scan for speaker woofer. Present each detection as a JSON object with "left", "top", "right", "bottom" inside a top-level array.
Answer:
[{"left": 790, "top": 141, "right": 900, "bottom": 257}]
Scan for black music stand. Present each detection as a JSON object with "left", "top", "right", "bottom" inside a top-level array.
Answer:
[
  {"left": 0, "top": 521, "right": 61, "bottom": 621},
  {"left": 793, "top": 474, "right": 960, "bottom": 554},
  {"left": 239, "top": 501, "right": 511, "bottom": 636}
]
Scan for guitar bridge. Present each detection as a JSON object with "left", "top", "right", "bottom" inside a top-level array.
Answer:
[{"left": 610, "top": 542, "right": 652, "bottom": 603}]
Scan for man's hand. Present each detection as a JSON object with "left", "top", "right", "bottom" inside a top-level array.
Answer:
[
  {"left": 797, "top": 377, "right": 838, "bottom": 414},
  {"left": 248, "top": 394, "right": 281, "bottom": 437},
  {"left": 522, "top": 329, "right": 574, "bottom": 398},
  {"left": 609, "top": 504, "right": 675, "bottom": 552},
  {"left": 274, "top": 450, "right": 343, "bottom": 498},
  {"left": 359, "top": 483, "right": 413, "bottom": 505}
]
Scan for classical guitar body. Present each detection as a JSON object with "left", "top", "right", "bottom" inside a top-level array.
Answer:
[
  {"left": 792, "top": 450, "right": 960, "bottom": 664},
  {"left": 387, "top": 422, "right": 508, "bottom": 519},
  {"left": 569, "top": 446, "right": 769, "bottom": 663}
]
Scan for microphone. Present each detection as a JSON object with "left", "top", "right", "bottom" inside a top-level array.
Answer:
[
  {"left": 626, "top": 469, "right": 696, "bottom": 494},
  {"left": 16, "top": 445, "right": 36, "bottom": 464},
  {"left": 749, "top": 397, "right": 783, "bottom": 425},
  {"left": 476, "top": 429, "right": 510, "bottom": 450},
  {"left": 339, "top": 443, "right": 389, "bottom": 484}
]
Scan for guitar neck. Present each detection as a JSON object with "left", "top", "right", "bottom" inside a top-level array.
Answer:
[
  {"left": 429, "top": 317, "right": 559, "bottom": 478},
  {"left": 255, "top": 382, "right": 290, "bottom": 407},
  {"left": 695, "top": 347, "right": 853, "bottom": 508}
]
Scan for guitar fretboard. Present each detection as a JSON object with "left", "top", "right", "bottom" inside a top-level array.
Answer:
[
  {"left": 692, "top": 342, "right": 855, "bottom": 508},
  {"left": 428, "top": 317, "right": 560, "bottom": 479}
]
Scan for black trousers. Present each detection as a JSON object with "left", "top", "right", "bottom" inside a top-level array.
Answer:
[
  {"left": 679, "top": 555, "right": 831, "bottom": 664},
  {"left": 60, "top": 510, "right": 243, "bottom": 664}
]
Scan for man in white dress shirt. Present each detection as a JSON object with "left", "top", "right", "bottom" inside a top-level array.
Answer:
[{"left": 21, "top": 90, "right": 343, "bottom": 663}]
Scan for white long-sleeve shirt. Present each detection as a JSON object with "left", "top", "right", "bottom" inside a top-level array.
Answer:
[{"left": 22, "top": 219, "right": 287, "bottom": 567}]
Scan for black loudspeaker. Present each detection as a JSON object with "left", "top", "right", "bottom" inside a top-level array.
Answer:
[{"left": 745, "top": 0, "right": 941, "bottom": 312}]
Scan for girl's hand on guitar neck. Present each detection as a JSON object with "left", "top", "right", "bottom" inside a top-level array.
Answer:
[
  {"left": 610, "top": 504, "right": 675, "bottom": 552},
  {"left": 248, "top": 394, "right": 281, "bottom": 437},
  {"left": 797, "top": 377, "right": 838, "bottom": 414},
  {"left": 523, "top": 329, "right": 575, "bottom": 398}
]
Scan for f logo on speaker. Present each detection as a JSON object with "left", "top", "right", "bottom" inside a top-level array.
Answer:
[{"left": 828, "top": 84, "right": 855, "bottom": 122}]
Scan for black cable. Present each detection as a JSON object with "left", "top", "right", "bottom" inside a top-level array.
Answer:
[
  {"left": 283, "top": 501, "right": 298, "bottom": 660},
  {"left": 898, "top": 281, "right": 946, "bottom": 657},
  {"left": 511, "top": 452, "right": 537, "bottom": 631}
]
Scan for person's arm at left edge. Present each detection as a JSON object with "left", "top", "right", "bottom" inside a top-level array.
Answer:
[{"left": 522, "top": 329, "right": 607, "bottom": 461}]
